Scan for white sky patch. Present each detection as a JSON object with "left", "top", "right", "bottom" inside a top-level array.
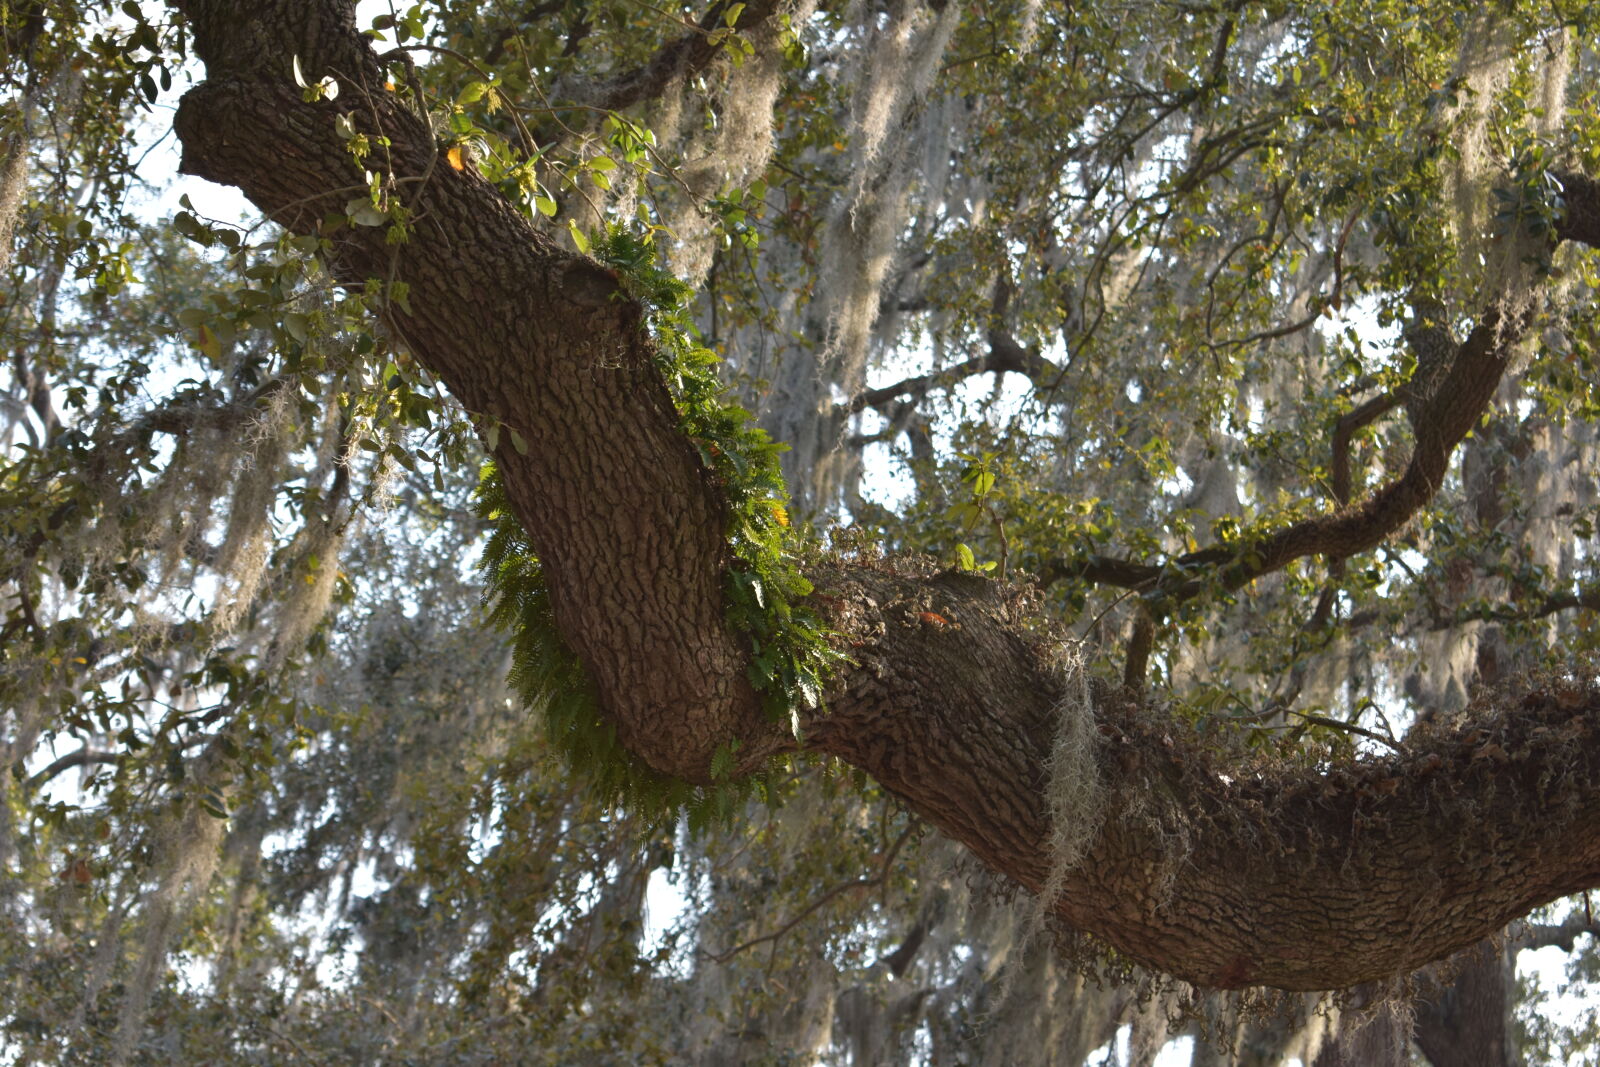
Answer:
[
  {"left": 641, "top": 863, "right": 695, "bottom": 978},
  {"left": 1086, "top": 1027, "right": 1195, "bottom": 1066}
]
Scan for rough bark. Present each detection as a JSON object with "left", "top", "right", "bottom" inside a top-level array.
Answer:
[
  {"left": 1414, "top": 942, "right": 1514, "bottom": 1067},
  {"left": 172, "top": 0, "right": 770, "bottom": 783},
  {"left": 168, "top": 0, "right": 1600, "bottom": 994}
]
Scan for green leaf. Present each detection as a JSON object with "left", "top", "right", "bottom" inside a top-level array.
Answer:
[
  {"left": 199, "top": 792, "right": 229, "bottom": 819},
  {"left": 568, "top": 220, "right": 590, "bottom": 253},
  {"left": 282, "top": 312, "right": 310, "bottom": 343},
  {"left": 345, "top": 198, "right": 387, "bottom": 227},
  {"left": 956, "top": 542, "right": 977, "bottom": 571}
]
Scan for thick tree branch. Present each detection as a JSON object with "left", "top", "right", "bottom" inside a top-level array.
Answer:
[
  {"left": 173, "top": 0, "right": 780, "bottom": 782},
  {"left": 808, "top": 564, "right": 1600, "bottom": 990},
  {"left": 167, "top": 1, "right": 1600, "bottom": 994}
]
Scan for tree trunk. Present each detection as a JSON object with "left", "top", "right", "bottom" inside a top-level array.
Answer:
[{"left": 1414, "top": 942, "right": 1514, "bottom": 1067}]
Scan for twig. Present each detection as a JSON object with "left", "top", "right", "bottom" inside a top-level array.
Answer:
[
  {"left": 1288, "top": 710, "right": 1403, "bottom": 751},
  {"left": 381, "top": 44, "right": 539, "bottom": 159},
  {"left": 703, "top": 822, "right": 916, "bottom": 963}
]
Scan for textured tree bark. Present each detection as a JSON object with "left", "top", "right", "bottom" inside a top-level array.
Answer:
[
  {"left": 172, "top": 0, "right": 775, "bottom": 783},
  {"left": 1413, "top": 942, "right": 1514, "bottom": 1067},
  {"left": 168, "top": 0, "right": 1600, "bottom": 993}
]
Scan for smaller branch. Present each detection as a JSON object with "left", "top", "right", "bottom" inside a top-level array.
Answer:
[
  {"left": 1289, "top": 710, "right": 1403, "bottom": 752},
  {"left": 840, "top": 340, "right": 1059, "bottom": 417},
  {"left": 1330, "top": 390, "right": 1401, "bottom": 506},
  {"left": 1204, "top": 208, "right": 1358, "bottom": 353},
  {"left": 380, "top": 44, "right": 538, "bottom": 159},
  {"left": 27, "top": 748, "right": 122, "bottom": 789},
  {"left": 1426, "top": 583, "right": 1600, "bottom": 631},
  {"left": 703, "top": 822, "right": 915, "bottom": 963},
  {"left": 986, "top": 500, "right": 1009, "bottom": 580},
  {"left": 1513, "top": 915, "right": 1600, "bottom": 953}
]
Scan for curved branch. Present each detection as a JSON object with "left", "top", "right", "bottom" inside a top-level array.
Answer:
[
  {"left": 809, "top": 565, "right": 1600, "bottom": 991},
  {"left": 1041, "top": 298, "right": 1525, "bottom": 607},
  {"left": 839, "top": 335, "right": 1060, "bottom": 417},
  {"left": 27, "top": 747, "right": 121, "bottom": 788},
  {"left": 173, "top": 0, "right": 778, "bottom": 783},
  {"left": 1330, "top": 390, "right": 1401, "bottom": 507},
  {"left": 167, "top": 0, "right": 1600, "bottom": 994}
]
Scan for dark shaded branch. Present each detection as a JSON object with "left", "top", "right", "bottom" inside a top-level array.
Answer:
[
  {"left": 1330, "top": 390, "right": 1401, "bottom": 506},
  {"left": 1037, "top": 553, "right": 1161, "bottom": 590},
  {"left": 1122, "top": 607, "right": 1154, "bottom": 690},
  {"left": 840, "top": 335, "right": 1060, "bottom": 417},
  {"left": 878, "top": 913, "right": 931, "bottom": 978},
  {"left": 1514, "top": 914, "right": 1600, "bottom": 953},
  {"left": 1556, "top": 170, "right": 1600, "bottom": 248}
]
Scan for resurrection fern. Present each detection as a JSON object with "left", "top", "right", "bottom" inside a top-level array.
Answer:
[
  {"left": 477, "top": 467, "right": 703, "bottom": 821},
  {"left": 478, "top": 226, "right": 839, "bottom": 824}
]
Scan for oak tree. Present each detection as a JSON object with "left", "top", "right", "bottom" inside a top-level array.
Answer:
[{"left": 7, "top": 0, "right": 1600, "bottom": 1062}]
